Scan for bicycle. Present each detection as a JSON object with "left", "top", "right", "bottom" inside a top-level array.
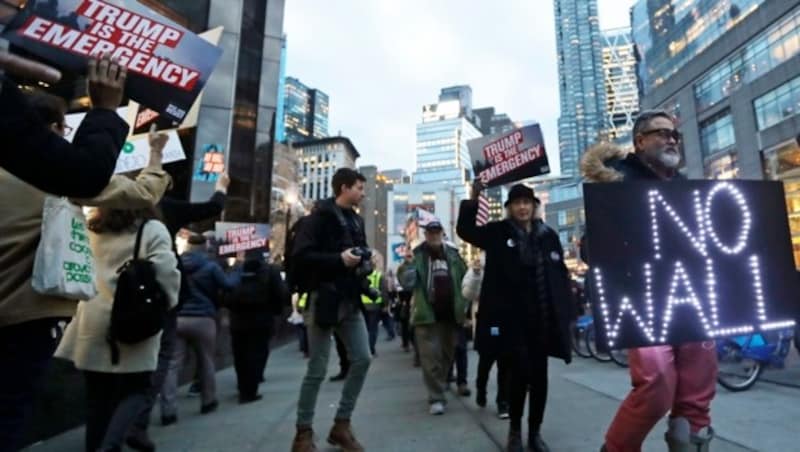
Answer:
[
  {"left": 571, "top": 314, "right": 593, "bottom": 358},
  {"left": 716, "top": 327, "right": 795, "bottom": 392}
]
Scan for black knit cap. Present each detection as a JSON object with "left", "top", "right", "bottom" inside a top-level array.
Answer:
[{"left": 504, "top": 184, "right": 540, "bottom": 207}]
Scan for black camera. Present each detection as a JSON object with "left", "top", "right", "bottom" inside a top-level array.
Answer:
[{"left": 350, "top": 247, "right": 381, "bottom": 301}]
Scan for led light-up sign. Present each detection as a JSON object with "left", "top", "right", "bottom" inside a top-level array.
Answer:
[{"left": 583, "top": 181, "right": 798, "bottom": 350}]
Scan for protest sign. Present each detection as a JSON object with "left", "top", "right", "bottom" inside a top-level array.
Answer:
[
  {"left": 214, "top": 222, "right": 270, "bottom": 256},
  {"left": 583, "top": 181, "right": 799, "bottom": 351},
  {"left": 4, "top": 0, "right": 223, "bottom": 122},
  {"left": 467, "top": 124, "right": 549, "bottom": 187},
  {"left": 126, "top": 26, "right": 223, "bottom": 135},
  {"left": 391, "top": 242, "right": 407, "bottom": 263},
  {"left": 193, "top": 144, "right": 224, "bottom": 182},
  {"left": 64, "top": 106, "right": 185, "bottom": 173}
]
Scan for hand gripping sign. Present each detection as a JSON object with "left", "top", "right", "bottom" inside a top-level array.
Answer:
[
  {"left": 4, "top": 0, "right": 223, "bottom": 122},
  {"left": 583, "top": 181, "right": 799, "bottom": 351}
]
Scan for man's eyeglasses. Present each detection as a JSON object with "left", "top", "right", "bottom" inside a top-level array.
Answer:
[{"left": 640, "top": 128, "right": 682, "bottom": 142}]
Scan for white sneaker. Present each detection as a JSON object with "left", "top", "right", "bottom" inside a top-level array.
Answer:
[{"left": 429, "top": 402, "right": 445, "bottom": 415}]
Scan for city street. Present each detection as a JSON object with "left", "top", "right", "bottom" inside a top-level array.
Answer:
[{"left": 27, "top": 332, "right": 799, "bottom": 452}]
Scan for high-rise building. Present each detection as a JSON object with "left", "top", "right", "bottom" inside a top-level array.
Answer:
[
  {"left": 601, "top": 28, "right": 639, "bottom": 146},
  {"left": 632, "top": 0, "right": 766, "bottom": 96},
  {"left": 633, "top": 0, "right": 800, "bottom": 266},
  {"left": 414, "top": 86, "right": 482, "bottom": 187},
  {"left": 555, "top": 0, "right": 606, "bottom": 178},
  {"left": 359, "top": 165, "right": 392, "bottom": 263},
  {"left": 283, "top": 77, "right": 329, "bottom": 143},
  {"left": 274, "top": 38, "right": 288, "bottom": 144},
  {"left": 380, "top": 169, "right": 411, "bottom": 185},
  {"left": 295, "top": 136, "right": 359, "bottom": 202}
]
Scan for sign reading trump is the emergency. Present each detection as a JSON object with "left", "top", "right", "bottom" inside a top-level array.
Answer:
[
  {"left": 4, "top": 0, "right": 223, "bottom": 122},
  {"left": 467, "top": 124, "right": 550, "bottom": 187}
]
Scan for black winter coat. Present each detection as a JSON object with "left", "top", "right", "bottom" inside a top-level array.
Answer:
[
  {"left": 457, "top": 200, "right": 575, "bottom": 363},
  {"left": 0, "top": 75, "right": 129, "bottom": 198},
  {"left": 291, "top": 198, "right": 368, "bottom": 314},
  {"left": 227, "top": 261, "right": 290, "bottom": 331}
]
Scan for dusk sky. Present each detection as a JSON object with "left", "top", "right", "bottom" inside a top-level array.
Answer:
[{"left": 284, "top": 0, "right": 637, "bottom": 175}]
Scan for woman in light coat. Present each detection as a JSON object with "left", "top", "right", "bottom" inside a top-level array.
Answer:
[{"left": 55, "top": 133, "right": 180, "bottom": 452}]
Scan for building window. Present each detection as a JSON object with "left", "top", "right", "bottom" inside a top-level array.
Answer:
[
  {"left": 762, "top": 139, "right": 800, "bottom": 268},
  {"left": 704, "top": 153, "right": 739, "bottom": 180},
  {"left": 558, "top": 211, "right": 567, "bottom": 227},
  {"left": 699, "top": 111, "right": 735, "bottom": 159},
  {"left": 693, "top": 7, "right": 800, "bottom": 111},
  {"left": 753, "top": 75, "right": 800, "bottom": 130}
]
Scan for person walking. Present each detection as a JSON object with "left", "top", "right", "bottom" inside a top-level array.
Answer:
[
  {"left": 227, "top": 251, "right": 290, "bottom": 403},
  {"left": 54, "top": 205, "right": 180, "bottom": 452},
  {"left": 126, "top": 175, "right": 230, "bottom": 451},
  {"left": 290, "top": 168, "right": 372, "bottom": 452},
  {"left": 362, "top": 254, "right": 388, "bottom": 356},
  {"left": 463, "top": 255, "right": 510, "bottom": 419},
  {"left": 0, "top": 95, "right": 170, "bottom": 452},
  {"left": 399, "top": 221, "right": 468, "bottom": 416},
  {"left": 457, "top": 183, "right": 575, "bottom": 452},
  {"left": 581, "top": 110, "right": 717, "bottom": 452},
  {"left": 160, "top": 234, "right": 241, "bottom": 423}
]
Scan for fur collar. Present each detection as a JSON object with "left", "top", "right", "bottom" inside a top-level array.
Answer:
[{"left": 580, "top": 143, "right": 629, "bottom": 183}]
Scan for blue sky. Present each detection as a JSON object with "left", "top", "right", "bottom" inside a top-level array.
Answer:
[{"left": 283, "top": 0, "right": 636, "bottom": 174}]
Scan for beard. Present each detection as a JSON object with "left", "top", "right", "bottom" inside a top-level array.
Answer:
[{"left": 657, "top": 149, "right": 682, "bottom": 169}]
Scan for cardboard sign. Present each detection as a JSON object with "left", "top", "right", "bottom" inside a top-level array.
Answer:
[
  {"left": 391, "top": 242, "right": 407, "bottom": 263},
  {"left": 583, "top": 181, "right": 799, "bottom": 351},
  {"left": 64, "top": 106, "right": 185, "bottom": 173},
  {"left": 468, "top": 124, "right": 550, "bottom": 187},
  {"left": 214, "top": 222, "right": 270, "bottom": 256},
  {"left": 4, "top": 0, "right": 223, "bottom": 122}
]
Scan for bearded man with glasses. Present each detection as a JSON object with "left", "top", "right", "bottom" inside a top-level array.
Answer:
[{"left": 581, "top": 110, "right": 717, "bottom": 452}]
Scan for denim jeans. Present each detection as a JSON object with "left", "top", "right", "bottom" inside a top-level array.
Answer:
[{"left": 296, "top": 303, "right": 371, "bottom": 426}]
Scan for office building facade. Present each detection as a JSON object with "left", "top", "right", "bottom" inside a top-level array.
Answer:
[
  {"left": 295, "top": 137, "right": 360, "bottom": 202},
  {"left": 635, "top": 0, "right": 800, "bottom": 265},
  {"left": 602, "top": 28, "right": 640, "bottom": 146},
  {"left": 632, "top": 0, "right": 766, "bottom": 96},
  {"left": 283, "top": 77, "right": 330, "bottom": 143},
  {"left": 415, "top": 87, "right": 482, "bottom": 187},
  {"left": 555, "top": 0, "right": 607, "bottom": 177}
]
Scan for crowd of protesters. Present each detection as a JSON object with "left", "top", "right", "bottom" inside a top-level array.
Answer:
[{"left": 1, "top": 37, "right": 721, "bottom": 452}]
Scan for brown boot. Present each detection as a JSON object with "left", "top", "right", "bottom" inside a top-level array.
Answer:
[
  {"left": 327, "top": 419, "right": 365, "bottom": 452},
  {"left": 291, "top": 425, "right": 317, "bottom": 452}
]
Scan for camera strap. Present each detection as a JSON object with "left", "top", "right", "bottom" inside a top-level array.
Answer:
[{"left": 332, "top": 204, "right": 357, "bottom": 248}]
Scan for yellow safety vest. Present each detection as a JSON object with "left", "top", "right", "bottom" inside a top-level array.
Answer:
[
  {"left": 361, "top": 271, "right": 383, "bottom": 305},
  {"left": 298, "top": 293, "right": 308, "bottom": 309}
]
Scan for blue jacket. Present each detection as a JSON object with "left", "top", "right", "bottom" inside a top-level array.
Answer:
[{"left": 179, "top": 251, "right": 241, "bottom": 317}]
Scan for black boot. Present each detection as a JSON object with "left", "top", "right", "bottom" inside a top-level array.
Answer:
[
  {"left": 528, "top": 430, "right": 551, "bottom": 452},
  {"left": 476, "top": 389, "right": 487, "bottom": 408},
  {"left": 506, "top": 427, "right": 524, "bottom": 452},
  {"left": 329, "top": 369, "right": 348, "bottom": 382}
]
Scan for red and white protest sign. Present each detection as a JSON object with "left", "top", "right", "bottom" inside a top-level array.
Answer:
[
  {"left": 468, "top": 124, "right": 550, "bottom": 187},
  {"left": 4, "top": 0, "right": 223, "bottom": 122}
]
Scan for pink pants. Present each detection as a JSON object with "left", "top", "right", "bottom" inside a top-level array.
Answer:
[{"left": 605, "top": 342, "right": 717, "bottom": 452}]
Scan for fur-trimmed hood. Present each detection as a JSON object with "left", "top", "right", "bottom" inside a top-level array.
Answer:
[{"left": 580, "top": 143, "right": 630, "bottom": 183}]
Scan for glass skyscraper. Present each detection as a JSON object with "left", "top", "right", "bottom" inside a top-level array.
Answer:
[
  {"left": 283, "top": 76, "right": 329, "bottom": 143},
  {"left": 414, "top": 86, "right": 482, "bottom": 187},
  {"left": 555, "top": 0, "right": 606, "bottom": 178},
  {"left": 601, "top": 28, "right": 639, "bottom": 146},
  {"left": 632, "top": 0, "right": 766, "bottom": 95}
]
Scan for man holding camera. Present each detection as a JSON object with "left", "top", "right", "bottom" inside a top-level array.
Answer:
[
  {"left": 290, "top": 168, "right": 372, "bottom": 452},
  {"left": 399, "top": 221, "right": 468, "bottom": 416}
]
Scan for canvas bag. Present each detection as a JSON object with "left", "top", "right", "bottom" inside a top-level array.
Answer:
[{"left": 32, "top": 197, "right": 97, "bottom": 300}]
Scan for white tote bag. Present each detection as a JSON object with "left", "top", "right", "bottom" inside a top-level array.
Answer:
[{"left": 31, "top": 197, "right": 97, "bottom": 300}]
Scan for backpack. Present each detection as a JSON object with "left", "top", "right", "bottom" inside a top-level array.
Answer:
[
  {"left": 284, "top": 216, "right": 311, "bottom": 294},
  {"left": 229, "top": 262, "right": 279, "bottom": 314},
  {"left": 107, "top": 220, "right": 169, "bottom": 364}
]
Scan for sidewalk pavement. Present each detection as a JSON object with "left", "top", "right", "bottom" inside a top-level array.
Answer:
[{"left": 28, "top": 330, "right": 799, "bottom": 452}]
